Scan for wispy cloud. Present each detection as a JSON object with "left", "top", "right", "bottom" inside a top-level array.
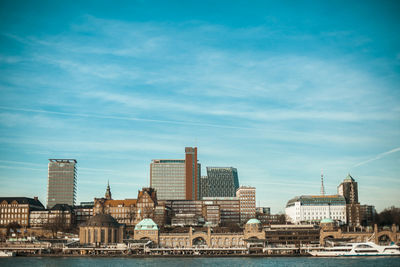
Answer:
[
  {"left": 353, "top": 147, "right": 400, "bottom": 168},
  {"left": 1, "top": 8, "right": 399, "bottom": 211}
]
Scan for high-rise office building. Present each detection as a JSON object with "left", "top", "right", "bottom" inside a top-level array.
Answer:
[
  {"left": 150, "top": 147, "right": 200, "bottom": 200},
  {"left": 236, "top": 186, "right": 256, "bottom": 224},
  {"left": 47, "top": 159, "right": 77, "bottom": 208},
  {"left": 338, "top": 174, "right": 358, "bottom": 204},
  {"left": 236, "top": 186, "right": 256, "bottom": 223},
  {"left": 201, "top": 167, "right": 239, "bottom": 198}
]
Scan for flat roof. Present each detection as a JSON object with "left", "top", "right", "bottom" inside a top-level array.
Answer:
[{"left": 49, "top": 159, "right": 77, "bottom": 163}]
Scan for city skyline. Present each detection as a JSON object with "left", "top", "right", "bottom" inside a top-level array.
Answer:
[{"left": 0, "top": 1, "right": 399, "bottom": 213}]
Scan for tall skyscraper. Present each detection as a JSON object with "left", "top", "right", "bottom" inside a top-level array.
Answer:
[
  {"left": 201, "top": 167, "right": 239, "bottom": 198},
  {"left": 185, "top": 147, "right": 199, "bottom": 200},
  {"left": 150, "top": 147, "right": 200, "bottom": 200},
  {"left": 47, "top": 159, "right": 77, "bottom": 209},
  {"left": 337, "top": 174, "right": 358, "bottom": 204}
]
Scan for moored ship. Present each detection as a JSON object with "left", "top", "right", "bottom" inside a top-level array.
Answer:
[{"left": 309, "top": 242, "right": 400, "bottom": 257}]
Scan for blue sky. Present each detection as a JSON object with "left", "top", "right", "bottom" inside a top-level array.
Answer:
[{"left": 0, "top": 0, "right": 399, "bottom": 213}]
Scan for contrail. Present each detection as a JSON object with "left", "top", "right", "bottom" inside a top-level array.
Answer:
[
  {"left": 0, "top": 106, "right": 253, "bottom": 130},
  {"left": 353, "top": 147, "right": 400, "bottom": 167}
]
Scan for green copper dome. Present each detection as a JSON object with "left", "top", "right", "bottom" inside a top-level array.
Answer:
[
  {"left": 134, "top": 218, "right": 159, "bottom": 230},
  {"left": 320, "top": 218, "right": 334, "bottom": 224},
  {"left": 246, "top": 218, "right": 261, "bottom": 224}
]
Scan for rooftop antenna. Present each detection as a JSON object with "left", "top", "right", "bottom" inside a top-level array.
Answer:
[{"left": 320, "top": 169, "right": 325, "bottom": 196}]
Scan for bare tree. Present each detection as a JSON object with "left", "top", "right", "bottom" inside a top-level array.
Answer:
[{"left": 6, "top": 222, "right": 21, "bottom": 237}]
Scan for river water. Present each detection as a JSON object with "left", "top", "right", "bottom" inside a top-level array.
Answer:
[{"left": 1, "top": 257, "right": 400, "bottom": 267}]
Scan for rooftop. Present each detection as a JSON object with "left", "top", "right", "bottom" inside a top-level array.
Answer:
[
  {"left": 135, "top": 218, "right": 159, "bottom": 230},
  {"left": 85, "top": 213, "right": 120, "bottom": 227},
  {"left": 0, "top": 197, "right": 45, "bottom": 208},
  {"left": 286, "top": 195, "right": 346, "bottom": 207},
  {"left": 246, "top": 218, "right": 261, "bottom": 224},
  {"left": 343, "top": 173, "right": 355, "bottom": 183},
  {"left": 49, "top": 159, "right": 77, "bottom": 163}
]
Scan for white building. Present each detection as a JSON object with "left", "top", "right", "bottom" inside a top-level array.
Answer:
[{"left": 285, "top": 195, "right": 346, "bottom": 224}]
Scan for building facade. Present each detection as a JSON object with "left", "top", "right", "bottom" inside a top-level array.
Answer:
[
  {"left": 202, "top": 197, "right": 240, "bottom": 225},
  {"left": 29, "top": 204, "right": 74, "bottom": 229},
  {"left": 337, "top": 174, "right": 358, "bottom": 204},
  {"left": 93, "top": 187, "right": 161, "bottom": 227},
  {"left": 264, "top": 224, "right": 320, "bottom": 245},
  {"left": 236, "top": 186, "right": 256, "bottom": 224},
  {"left": 0, "top": 197, "right": 44, "bottom": 227},
  {"left": 74, "top": 203, "right": 94, "bottom": 226},
  {"left": 134, "top": 218, "right": 264, "bottom": 248},
  {"left": 201, "top": 167, "right": 239, "bottom": 198},
  {"left": 47, "top": 159, "right": 77, "bottom": 208},
  {"left": 285, "top": 195, "right": 347, "bottom": 224},
  {"left": 150, "top": 147, "right": 200, "bottom": 200}
]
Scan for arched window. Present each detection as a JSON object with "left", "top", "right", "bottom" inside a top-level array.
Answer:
[
  {"left": 101, "top": 229, "right": 105, "bottom": 243},
  {"left": 88, "top": 229, "right": 91, "bottom": 243}
]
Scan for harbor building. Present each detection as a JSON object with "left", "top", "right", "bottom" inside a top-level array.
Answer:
[
  {"left": 150, "top": 147, "right": 200, "bottom": 200},
  {"left": 133, "top": 217, "right": 265, "bottom": 248},
  {"left": 47, "top": 159, "right": 77, "bottom": 208},
  {"left": 201, "top": 167, "right": 239, "bottom": 198},
  {"left": 285, "top": 195, "right": 347, "bottom": 224}
]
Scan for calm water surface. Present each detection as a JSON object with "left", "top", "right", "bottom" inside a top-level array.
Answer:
[{"left": 1, "top": 257, "right": 400, "bottom": 267}]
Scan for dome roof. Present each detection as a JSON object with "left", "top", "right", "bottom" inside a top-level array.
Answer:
[
  {"left": 246, "top": 218, "right": 261, "bottom": 224},
  {"left": 85, "top": 213, "right": 120, "bottom": 227},
  {"left": 135, "top": 218, "right": 158, "bottom": 230},
  {"left": 320, "top": 218, "right": 334, "bottom": 224}
]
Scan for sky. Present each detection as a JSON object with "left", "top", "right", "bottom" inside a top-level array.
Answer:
[{"left": 0, "top": 0, "right": 399, "bottom": 213}]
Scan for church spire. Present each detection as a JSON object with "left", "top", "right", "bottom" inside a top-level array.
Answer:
[{"left": 105, "top": 180, "right": 112, "bottom": 200}]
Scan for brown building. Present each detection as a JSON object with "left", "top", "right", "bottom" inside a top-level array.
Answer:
[
  {"left": 264, "top": 224, "right": 320, "bottom": 245},
  {"left": 0, "top": 197, "right": 44, "bottom": 227},
  {"left": 202, "top": 197, "right": 240, "bottom": 225},
  {"left": 94, "top": 187, "right": 162, "bottom": 227},
  {"left": 185, "top": 147, "right": 199, "bottom": 200},
  {"left": 338, "top": 174, "right": 358, "bottom": 204}
]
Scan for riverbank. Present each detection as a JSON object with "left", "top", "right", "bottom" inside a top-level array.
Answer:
[{"left": 13, "top": 252, "right": 310, "bottom": 258}]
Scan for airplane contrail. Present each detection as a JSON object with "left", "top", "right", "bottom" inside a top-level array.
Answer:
[{"left": 353, "top": 147, "right": 400, "bottom": 167}]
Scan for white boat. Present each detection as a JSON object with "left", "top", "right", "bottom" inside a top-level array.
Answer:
[
  {"left": 0, "top": 251, "right": 16, "bottom": 257},
  {"left": 309, "top": 242, "right": 400, "bottom": 257}
]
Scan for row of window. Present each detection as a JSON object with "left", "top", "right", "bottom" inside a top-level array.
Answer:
[
  {"left": 0, "top": 219, "right": 27, "bottom": 225},
  {"left": 0, "top": 214, "right": 27, "bottom": 219},
  {"left": 0, "top": 208, "right": 28, "bottom": 213}
]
